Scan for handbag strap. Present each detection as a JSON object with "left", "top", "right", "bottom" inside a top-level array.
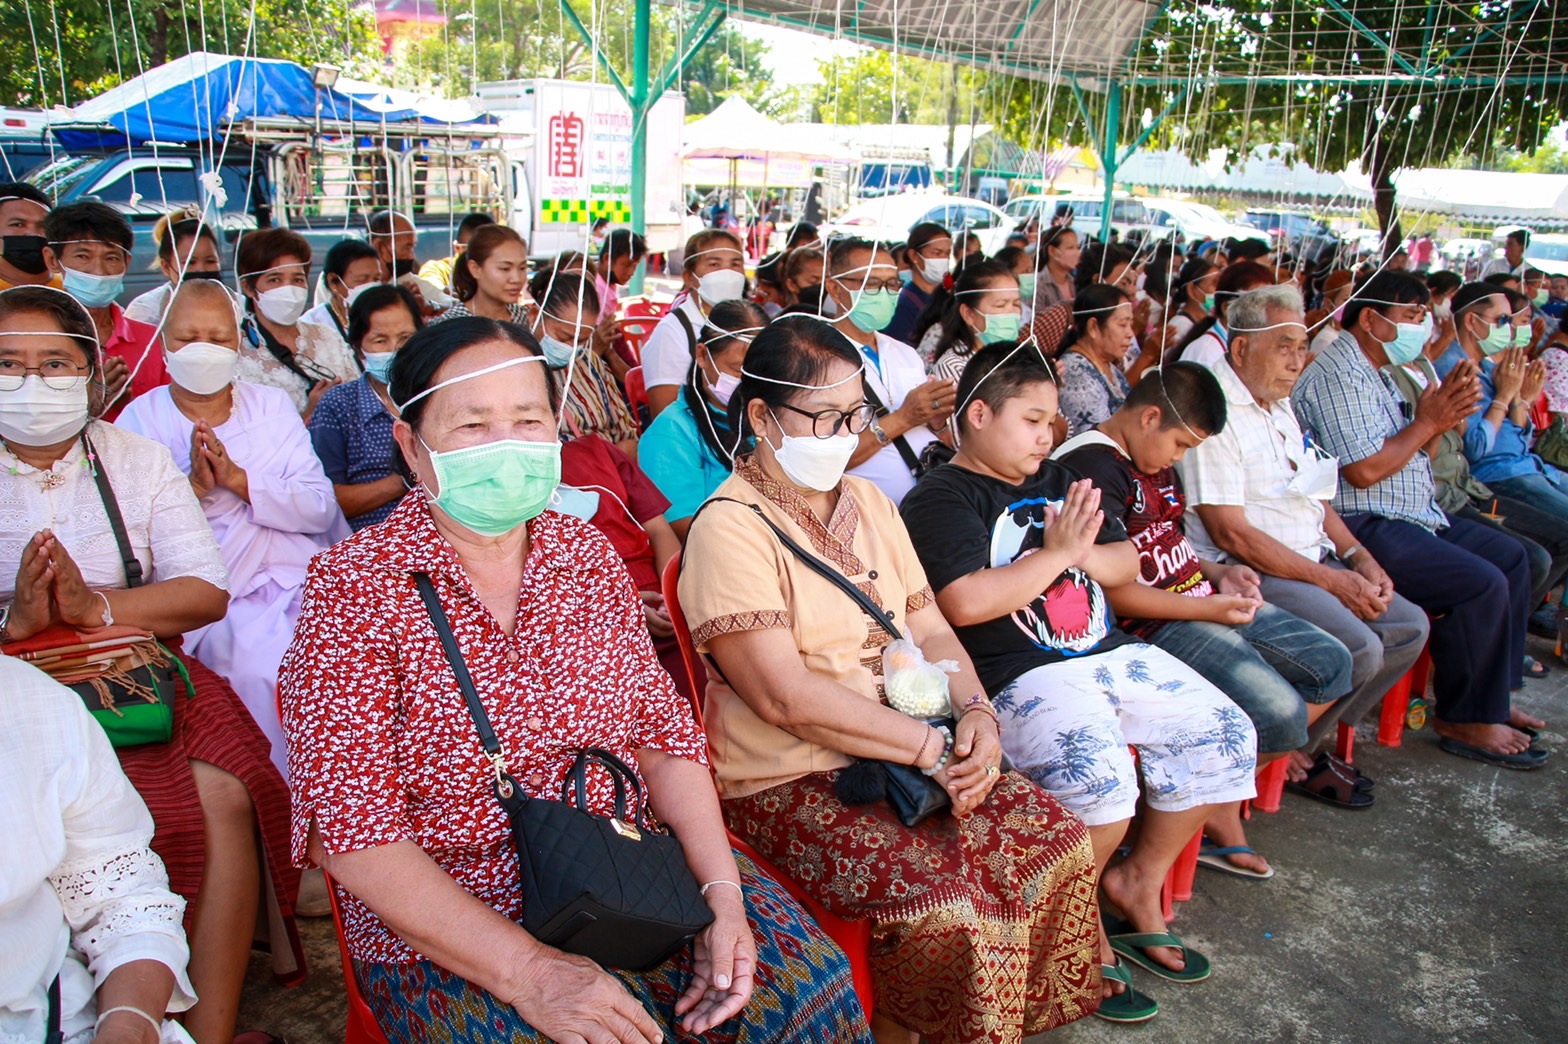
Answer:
[
  {"left": 44, "top": 975, "right": 61, "bottom": 1044},
  {"left": 565, "top": 749, "right": 652, "bottom": 829},
  {"left": 705, "top": 497, "right": 903, "bottom": 641},
  {"left": 411, "top": 573, "right": 523, "bottom": 803},
  {"left": 83, "top": 434, "right": 144, "bottom": 589}
]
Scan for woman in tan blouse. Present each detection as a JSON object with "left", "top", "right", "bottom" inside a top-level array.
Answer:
[{"left": 679, "top": 316, "right": 1101, "bottom": 1044}]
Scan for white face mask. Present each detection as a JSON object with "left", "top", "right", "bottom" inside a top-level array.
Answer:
[
  {"left": 696, "top": 268, "right": 746, "bottom": 306},
  {"left": 0, "top": 375, "right": 91, "bottom": 447},
  {"left": 1288, "top": 445, "right": 1340, "bottom": 501},
  {"left": 709, "top": 370, "right": 740, "bottom": 407},
  {"left": 164, "top": 341, "right": 239, "bottom": 396},
  {"left": 921, "top": 257, "right": 951, "bottom": 284},
  {"left": 764, "top": 410, "right": 858, "bottom": 492},
  {"left": 1432, "top": 299, "right": 1452, "bottom": 321},
  {"left": 256, "top": 284, "right": 309, "bottom": 325},
  {"left": 345, "top": 281, "right": 379, "bottom": 308}
]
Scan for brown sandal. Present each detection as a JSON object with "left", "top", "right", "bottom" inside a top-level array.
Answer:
[{"left": 1284, "top": 753, "right": 1374, "bottom": 809}]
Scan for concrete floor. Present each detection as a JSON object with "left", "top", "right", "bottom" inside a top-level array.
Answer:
[{"left": 238, "top": 636, "right": 1568, "bottom": 1043}]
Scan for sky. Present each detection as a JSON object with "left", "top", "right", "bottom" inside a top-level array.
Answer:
[{"left": 739, "top": 22, "right": 866, "bottom": 87}]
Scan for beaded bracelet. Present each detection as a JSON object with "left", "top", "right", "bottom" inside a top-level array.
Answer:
[
  {"left": 921, "top": 724, "right": 955, "bottom": 777},
  {"left": 959, "top": 692, "right": 1000, "bottom": 723}
]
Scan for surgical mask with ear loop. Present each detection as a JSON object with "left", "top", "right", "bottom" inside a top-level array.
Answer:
[
  {"left": 687, "top": 246, "right": 747, "bottom": 305},
  {"left": 1353, "top": 300, "right": 1432, "bottom": 366},
  {"left": 957, "top": 288, "right": 1022, "bottom": 346},
  {"left": 0, "top": 287, "right": 103, "bottom": 447},
  {"left": 699, "top": 327, "right": 762, "bottom": 407},
  {"left": 395, "top": 356, "right": 562, "bottom": 536},
  {"left": 741, "top": 364, "right": 866, "bottom": 492},
  {"left": 1465, "top": 310, "right": 1514, "bottom": 356}
]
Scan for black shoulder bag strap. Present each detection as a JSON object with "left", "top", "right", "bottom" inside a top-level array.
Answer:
[
  {"left": 673, "top": 307, "right": 699, "bottom": 358},
  {"left": 411, "top": 573, "right": 526, "bottom": 806},
  {"left": 858, "top": 361, "right": 925, "bottom": 480},
  {"left": 44, "top": 975, "right": 61, "bottom": 1044},
  {"left": 702, "top": 496, "right": 903, "bottom": 641},
  {"left": 84, "top": 434, "right": 144, "bottom": 589}
]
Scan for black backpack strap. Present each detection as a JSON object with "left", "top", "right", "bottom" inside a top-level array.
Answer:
[
  {"left": 699, "top": 497, "right": 902, "bottom": 641},
  {"left": 673, "top": 307, "right": 699, "bottom": 359},
  {"left": 411, "top": 573, "right": 526, "bottom": 803},
  {"left": 44, "top": 975, "right": 61, "bottom": 1044},
  {"left": 84, "top": 434, "right": 144, "bottom": 589},
  {"left": 859, "top": 371, "right": 925, "bottom": 480}
]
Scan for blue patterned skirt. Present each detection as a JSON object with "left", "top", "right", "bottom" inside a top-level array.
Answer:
[{"left": 355, "top": 852, "right": 872, "bottom": 1042}]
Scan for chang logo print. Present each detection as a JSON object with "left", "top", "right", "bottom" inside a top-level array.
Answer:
[{"left": 989, "top": 496, "right": 1112, "bottom": 655}]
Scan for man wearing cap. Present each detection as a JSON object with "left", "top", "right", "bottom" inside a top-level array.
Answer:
[
  {"left": 1290, "top": 270, "right": 1544, "bottom": 770},
  {"left": 0, "top": 183, "right": 58, "bottom": 292}
]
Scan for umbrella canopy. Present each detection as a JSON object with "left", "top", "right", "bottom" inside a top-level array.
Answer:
[{"left": 682, "top": 96, "right": 855, "bottom": 164}]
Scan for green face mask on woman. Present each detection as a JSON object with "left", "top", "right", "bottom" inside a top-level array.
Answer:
[
  {"left": 421, "top": 437, "right": 562, "bottom": 536},
  {"left": 977, "top": 310, "right": 1023, "bottom": 345}
]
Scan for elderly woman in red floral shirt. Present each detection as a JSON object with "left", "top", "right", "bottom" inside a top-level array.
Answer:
[{"left": 279, "top": 316, "right": 870, "bottom": 1043}]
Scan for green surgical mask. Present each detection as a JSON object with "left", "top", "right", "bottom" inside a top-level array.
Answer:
[
  {"left": 1512, "top": 323, "right": 1534, "bottom": 349},
  {"left": 1535, "top": 288, "right": 1550, "bottom": 307},
  {"left": 846, "top": 288, "right": 899, "bottom": 333},
  {"left": 1018, "top": 273, "right": 1037, "bottom": 300},
  {"left": 1203, "top": 293, "right": 1216, "bottom": 312},
  {"left": 977, "top": 310, "right": 1023, "bottom": 345},
  {"left": 1477, "top": 319, "right": 1514, "bottom": 356},
  {"left": 421, "top": 437, "right": 561, "bottom": 536}
]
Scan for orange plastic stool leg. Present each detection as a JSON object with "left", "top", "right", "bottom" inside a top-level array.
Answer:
[
  {"left": 1160, "top": 829, "right": 1203, "bottom": 922},
  {"left": 1254, "top": 758, "right": 1288, "bottom": 814},
  {"left": 1376, "top": 666, "right": 1415, "bottom": 748}
]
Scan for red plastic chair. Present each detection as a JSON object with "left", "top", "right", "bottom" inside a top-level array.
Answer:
[
  {"left": 625, "top": 365, "right": 648, "bottom": 415},
  {"left": 1337, "top": 638, "right": 1431, "bottom": 764},
  {"left": 1252, "top": 758, "right": 1289, "bottom": 815},
  {"left": 323, "top": 875, "right": 390, "bottom": 1044},
  {"left": 1159, "top": 830, "right": 1204, "bottom": 923},
  {"left": 659, "top": 554, "right": 877, "bottom": 1018},
  {"left": 618, "top": 298, "right": 668, "bottom": 362}
]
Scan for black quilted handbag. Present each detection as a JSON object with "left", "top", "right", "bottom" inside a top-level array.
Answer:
[{"left": 413, "top": 574, "right": 713, "bottom": 971}]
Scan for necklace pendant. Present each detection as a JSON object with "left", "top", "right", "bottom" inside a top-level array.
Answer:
[{"left": 40, "top": 471, "right": 65, "bottom": 491}]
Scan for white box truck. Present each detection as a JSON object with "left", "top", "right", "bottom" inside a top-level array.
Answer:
[{"left": 476, "top": 79, "right": 686, "bottom": 257}]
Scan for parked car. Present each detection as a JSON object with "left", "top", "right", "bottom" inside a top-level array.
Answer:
[
  {"left": 1139, "top": 198, "right": 1268, "bottom": 247},
  {"left": 821, "top": 192, "right": 1012, "bottom": 255},
  {"left": 1001, "top": 192, "right": 1150, "bottom": 242},
  {"left": 1240, "top": 208, "right": 1341, "bottom": 266}
]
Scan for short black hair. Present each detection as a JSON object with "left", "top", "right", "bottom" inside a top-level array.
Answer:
[
  {"left": 1123, "top": 361, "right": 1226, "bottom": 436},
  {"left": 1075, "top": 242, "right": 1135, "bottom": 293},
  {"left": 1342, "top": 270, "right": 1429, "bottom": 329},
  {"left": 1426, "top": 269, "right": 1463, "bottom": 297},
  {"left": 1483, "top": 271, "right": 1520, "bottom": 288},
  {"left": 457, "top": 212, "right": 496, "bottom": 238},
  {"left": 1506, "top": 229, "right": 1530, "bottom": 247},
  {"left": 390, "top": 316, "right": 551, "bottom": 430},
  {"left": 729, "top": 315, "right": 863, "bottom": 439},
  {"left": 1226, "top": 237, "right": 1271, "bottom": 262},
  {"left": 324, "top": 237, "right": 381, "bottom": 280},
  {"left": 43, "top": 201, "right": 132, "bottom": 252},
  {"left": 599, "top": 227, "right": 647, "bottom": 264},
  {"left": 347, "top": 284, "right": 423, "bottom": 352},
  {"left": 0, "top": 182, "right": 52, "bottom": 210},
  {"left": 528, "top": 269, "right": 601, "bottom": 319},
  {"left": 784, "top": 222, "right": 818, "bottom": 250},
  {"left": 954, "top": 341, "right": 1057, "bottom": 434},
  {"left": 0, "top": 285, "right": 98, "bottom": 374}
]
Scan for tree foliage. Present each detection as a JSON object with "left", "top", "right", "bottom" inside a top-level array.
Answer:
[
  {"left": 0, "top": 0, "right": 381, "bottom": 106},
  {"left": 1112, "top": 0, "right": 1568, "bottom": 251}
]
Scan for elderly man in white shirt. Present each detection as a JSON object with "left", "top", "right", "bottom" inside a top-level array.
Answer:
[
  {"left": 1, "top": 657, "right": 196, "bottom": 1044},
  {"left": 1178, "top": 283, "right": 1429, "bottom": 807}
]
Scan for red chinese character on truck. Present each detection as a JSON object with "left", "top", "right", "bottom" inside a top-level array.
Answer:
[{"left": 549, "top": 112, "right": 585, "bottom": 178}]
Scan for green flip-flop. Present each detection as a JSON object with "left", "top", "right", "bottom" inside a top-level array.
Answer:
[
  {"left": 1094, "top": 958, "right": 1159, "bottom": 1023},
  {"left": 1104, "top": 915, "right": 1212, "bottom": 983}
]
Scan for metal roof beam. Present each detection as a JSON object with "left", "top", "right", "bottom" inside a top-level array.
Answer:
[{"left": 556, "top": 0, "right": 631, "bottom": 105}]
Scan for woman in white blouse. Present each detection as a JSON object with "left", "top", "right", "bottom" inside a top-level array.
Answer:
[
  {"left": 0, "top": 286, "right": 301, "bottom": 1043},
  {"left": 120, "top": 280, "right": 351, "bottom": 780},
  {"left": 0, "top": 656, "right": 196, "bottom": 1044},
  {"left": 233, "top": 228, "right": 358, "bottom": 422}
]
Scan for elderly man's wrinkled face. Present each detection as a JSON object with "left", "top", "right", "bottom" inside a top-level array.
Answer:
[{"left": 1230, "top": 307, "right": 1310, "bottom": 404}]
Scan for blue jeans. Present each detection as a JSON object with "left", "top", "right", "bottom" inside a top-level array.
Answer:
[
  {"left": 1148, "top": 602, "right": 1354, "bottom": 754},
  {"left": 1487, "top": 470, "right": 1568, "bottom": 528}
]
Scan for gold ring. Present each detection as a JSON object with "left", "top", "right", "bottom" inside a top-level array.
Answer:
[{"left": 985, "top": 764, "right": 999, "bottom": 777}]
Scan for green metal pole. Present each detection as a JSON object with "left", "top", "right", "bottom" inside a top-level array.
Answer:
[
  {"left": 629, "top": 0, "right": 651, "bottom": 295},
  {"left": 1100, "top": 81, "right": 1121, "bottom": 243}
]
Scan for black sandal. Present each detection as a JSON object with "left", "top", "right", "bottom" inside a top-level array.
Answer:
[{"left": 1285, "top": 753, "right": 1374, "bottom": 810}]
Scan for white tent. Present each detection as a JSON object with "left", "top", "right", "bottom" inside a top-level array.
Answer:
[{"left": 683, "top": 96, "right": 855, "bottom": 188}]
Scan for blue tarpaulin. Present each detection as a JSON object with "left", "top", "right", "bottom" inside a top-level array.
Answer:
[{"left": 52, "top": 51, "right": 488, "bottom": 151}]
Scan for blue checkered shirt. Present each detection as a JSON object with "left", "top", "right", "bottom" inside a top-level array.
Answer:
[{"left": 1292, "top": 332, "right": 1447, "bottom": 532}]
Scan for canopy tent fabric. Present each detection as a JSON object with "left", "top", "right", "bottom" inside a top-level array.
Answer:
[
  {"left": 333, "top": 76, "right": 485, "bottom": 124},
  {"left": 707, "top": 0, "right": 1160, "bottom": 82},
  {"left": 681, "top": 96, "right": 855, "bottom": 163},
  {"left": 1344, "top": 168, "right": 1568, "bottom": 223},
  {"left": 53, "top": 51, "right": 487, "bottom": 151}
]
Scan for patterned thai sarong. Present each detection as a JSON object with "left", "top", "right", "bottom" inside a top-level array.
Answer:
[
  {"left": 116, "top": 650, "right": 304, "bottom": 985},
  {"left": 724, "top": 771, "right": 1101, "bottom": 1044},
  {"left": 355, "top": 853, "right": 872, "bottom": 1043}
]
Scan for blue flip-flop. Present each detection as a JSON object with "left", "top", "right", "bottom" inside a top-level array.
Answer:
[{"left": 1197, "top": 841, "right": 1275, "bottom": 880}]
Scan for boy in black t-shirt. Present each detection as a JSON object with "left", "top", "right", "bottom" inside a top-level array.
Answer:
[
  {"left": 901, "top": 343, "right": 1258, "bottom": 1017},
  {"left": 1057, "top": 363, "right": 1359, "bottom": 874}
]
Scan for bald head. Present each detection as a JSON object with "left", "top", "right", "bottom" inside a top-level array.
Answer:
[{"left": 164, "top": 279, "right": 240, "bottom": 352}]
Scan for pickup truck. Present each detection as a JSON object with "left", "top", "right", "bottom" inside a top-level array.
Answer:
[{"left": 26, "top": 117, "right": 512, "bottom": 304}]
